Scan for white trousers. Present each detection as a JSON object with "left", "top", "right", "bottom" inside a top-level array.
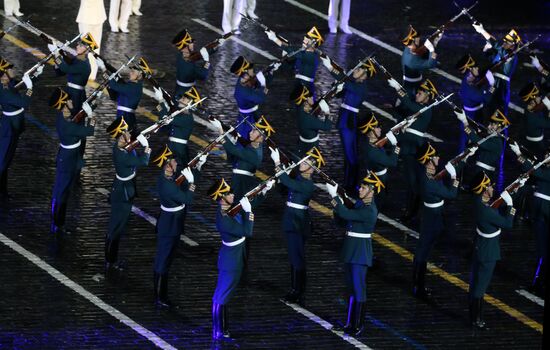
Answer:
[
  {"left": 222, "top": 0, "right": 243, "bottom": 34},
  {"left": 243, "top": 0, "right": 255, "bottom": 14},
  {"left": 132, "top": 0, "right": 141, "bottom": 12},
  {"left": 78, "top": 22, "right": 103, "bottom": 81},
  {"left": 109, "top": 0, "right": 132, "bottom": 31},
  {"left": 4, "top": 0, "right": 21, "bottom": 15},
  {"left": 328, "top": 0, "right": 350, "bottom": 30}
]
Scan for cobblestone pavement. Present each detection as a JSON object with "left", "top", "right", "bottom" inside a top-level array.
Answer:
[{"left": 0, "top": 0, "right": 549, "bottom": 349}]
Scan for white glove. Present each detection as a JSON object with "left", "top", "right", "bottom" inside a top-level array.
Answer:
[
  {"left": 35, "top": 65, "right": 44, "bottom": 77},
  {"left": 518, "top": 177, "right": 528, "bottom": 188},
  {"left": 387, "top": 78, "right": 401, "bottom": 91},
  {"left": 136, "top": 133, "right": 149, "bottom": 148},
  {"left": 269, "top": 147, "right": 280, "bottom": 165},
  {"left": 82, "top": 101, "right": 93, "bottom": 117},
  {"left": 530, "top": 55, "right": 542, "bottom": 70},
  {"left": 181, "top": 167, "right": 195, "bottom": 184},
  {"left": 482, "top": 41, "right": 493, "bottom": 52},
  {"left": 271, "top": 62, "right": 282, "bottom": 72},
  {"left": 318, "top": 99, "right": 330, "bottom": 114},
  {"left": 239, "top": 196, "right": 252, "bottom": 213},
  {"left": 95, "top": 57, "right": 106, "bottom": 72},
  {"left": 153, "top": 87, "right": 164, "bottom": 103},
  {"left": 217, "top": 38, "right": 226, "bottom": 46},
  {"left": 261, "top": 179, "right": 276, "bottom": 195},
  {"left": 454, "top": 110, "right": 468, "bottom": 124},
  {"left": 326, "top": 182, "right": 338, "bottom": 198},
  {"left": 433, "top": 32, "right": 444, "bottom": 46},
  {"left": 423, "top": 39, "right": 435, "bottom": 53},
  {"left": 265, "top": 30, "right": 278, "bottom": 42},
  {"left": 542, "top": 97, "right": 550, "bottom": 111},
  {"left": 200, "top": 47, "right": 210, "bottom": 62},
  {"left": 444, "top": 162, "right": 457, "bottom": 179},
  {"left": 22, "top": 74, "right": 33, "bottom": 89},
  {"left": 209, "top": 118, "right": 223, "bottom": 132},
  {"left": 386, "top": 131, "right": 397, "bottom": 146},
  {"left": 47, "top": 43, "right": 58, "bottom": 53},
  {"left": 472, "top": 23, "right": 485, "bottom": 34},
  {"left": 196, "top": 154, "right": 208, "bottom": 171},
  {"left": 500, "top": 190, "right": 513, "bottom": 207},
  {"left": 510, "top": 142, "right": 522, "bottom": 156},
  {"left": 256, "top": 71, "right": 266, "bottom": 87},
  {"left": 335, "top": 83, "right": 344, "bottom": 94},
  {"left": 320, "top": 55, "right": 332, "bottom": 70},
  {"left": 485, "top": 70, "right": 495, "bottom": 86},
  {"left": 463, "top": 145, "right": 478, "bottom": 161}
]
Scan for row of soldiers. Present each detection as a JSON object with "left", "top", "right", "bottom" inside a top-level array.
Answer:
[{"left": 0, "top": 9, "right": 548, "bottom": 340}]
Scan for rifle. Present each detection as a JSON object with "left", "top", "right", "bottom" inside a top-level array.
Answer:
[
  {"left": 490, "top": 155, "right": 550, "bottom": 208},
  {"left": 20, "top": 20, "right": 76, "bottom": 63},
  {"left": 187, "top": 32, "right": 234, "bottom": 62},
  {"left": 413, "top": 2, "right": 477, "bottom": 56},
  {"left": 370, "top": 57, "right": 407, "bottom": 95},
  {"left": 72, "top": 55, "right": 136, "bottom": 123},
  {"left": 124, "top": 97, "right": 207, "bottom": 152},
  {"left": 226, "top": 156, "right": 311, "bottom": 216},
  {"left": 0, "top": 17, "right": 25, "bottom": 39},
  {"left": 310, "top": 163, "right": 356, "bottom": 209},
  {"left": 474, "top": 35, "right": 540, "bottom": 86},
  {"left": 311, "top": 54, "right": 374, "bottom": 114},
  {"left": 173, "top": 119, "right": 248, "bottom": 186},
  {"left": 13, "top": 33, "right": 82, "bottom": 89},
  {"left": 375, "top": 94, "right": 452, "bottom": 148},
  {"left": 433, "top": 131, "right": 499, "bottom": 180},
  {"left": 240, "top": 13, "right": 289, "bottom": 44}
]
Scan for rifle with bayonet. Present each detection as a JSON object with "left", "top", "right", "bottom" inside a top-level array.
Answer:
[
  {"left": 310, "top": 163, "right": 356, "bottom": 209},
  {"left": 370, "top": 57, "right": 408, "bottom": 95},
  {"left": 490, "top": 154, "right": 550, "bottom": 208},
  {"left": 375, "top": 94, "right": 452, "bottom": 148},
  {"left": 124, "top": 97, "right": 206, "bottom": 152},
  {"left": 72, "top": 55, "right": 136, "bottom": 123},
  {"left": 187, "top": 32, "right": 234, "bottom": 62},
  {"left": 240, "top": 13, "right": 289, "bottom": 44},
  {"left": 0, "top": 17, "right": 26, "bottom": 39},
  {"left": 413, "top": 1, "right": 478, "bottom": 56},
  {"left": 20, "top": 20, "right": 76, "bottom": 63}
]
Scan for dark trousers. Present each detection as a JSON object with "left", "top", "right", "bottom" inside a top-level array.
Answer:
[
  {"left": 414, "top": 209, "right": 444, "bottom": 263},
  {"left": 284, "top": 231, "right": 307, "bottom": 270},
  {"left": 469, "top": 258, "right": 496, "bottom": 298},
  {"left": 154, "top": 235, "right": 180, "bottom": 274},
  {"left": 344, "top": 263, "right": 368, "bottom": 302},
  {"left": 213, "top": 268, "right": 243, "bottom": 305},
  {"left": 339, "top": 124, "right": 359, "bottom": 191},
  {"left": 107, "top": 201, "right": 132, "bottom": 240}
]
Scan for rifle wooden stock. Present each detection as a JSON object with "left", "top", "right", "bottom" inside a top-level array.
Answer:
[
  {"left": 187, "top": 32, "right": 233, "bottom": 62},
  {"left": 241, "top": 13, "right": 289, "bottom": 44},
  {"left": 370, "top": 57, "right": 407, "bottom": 95},
  {"left": 227, "top": 184, "right": 266, "bottom": 217},
  {"left": 265, "top": 138, "right": 291, "bottom": 166}
]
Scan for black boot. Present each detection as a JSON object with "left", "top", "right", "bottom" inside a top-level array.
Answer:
[
  {"left": 212, "top": 302, "right": 230, "bottom": 340},
  {"left": 342, "top": 296, "right": 356, "bottom": 333},
  {"left": 350, "top": 301, "right": 366, "bottom": 336},
  {"left": 221, "top": 304, "right": 231, "bottom": 339},
  {"left": 412, "top": 262, "right": 432, "bottom": 299},
  {"left": 0, "top": 169, "right": 9, "bottom": 200},
  {"left": 50, "top": 199, "right": 64, "bottom": 234},
  {"left": 401, "top": 193, "right": 419, "bottom": 223},
  {"left": 283, "top": 267, "right": 305, "bottom": 305},
  {"left": 155, "top": 274, "right": 172, "bottom": 308},
  {"left": 529, "top": 258, "right": 545, "bottom": 298},
  {"left": 470, "top": 297, "right": 486, "bottom": 329}
]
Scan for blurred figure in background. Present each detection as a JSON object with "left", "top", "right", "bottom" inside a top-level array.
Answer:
[
  {"left": 76, "top": 0, "right": 106, "bottom": 81},
  {"left": 4, "top": 0, "right": 23, "bottom": 16},
  {"left": 222, "top": 0, "right": 244, "bottom": 34},
  {"left": 328, "top": 0, "right": 352, "bottom": 34}
]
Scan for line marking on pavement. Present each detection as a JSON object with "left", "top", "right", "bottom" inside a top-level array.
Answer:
[
  {"left": 378, "top": 213, "right": 420, "bottom": 239},
  {"left": 192, "top": 18, "right": 543, "bottom": 334},
  {"left": 4, "top": 14, "right": 541, "bottom": 335},
  {"left": 516, "top": 289, "right": 544, "bottom": 307},
  {"left": 0, "top": 232, "right": 178, "bottom": 350},
  {"left": 281, "top": 300, "right": 373, "bottom": 350},
  {"left": 95, "top": 188, "right": 199, "bottom": 247},
  {"left": 284, "top": 0, "right": 525, "bottom": 115}
]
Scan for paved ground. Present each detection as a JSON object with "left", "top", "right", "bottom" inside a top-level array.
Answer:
[{"left": 0, "top": 0, "right": 549, "bottom": 349}]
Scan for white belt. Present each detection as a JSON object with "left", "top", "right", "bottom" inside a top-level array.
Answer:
[
  {"left": 347, "top": 231, "right": 372, "bottom": 238},
  {"left": 405, "top": 128, "right": 424, "bottom": 137},
  {"left": 424, "top": 200, "right": 444, "bottom": 208},
  {"left": 493, "top": 73, "right": 510, "bottom": 82},
  {"left": 2, "top": 108, "right": 24, "bottom": 116},
  {"left": 295, "top": 74, "right": 314, "bottom": 82},
  {"left": 233, "top": 169, "right": 254, "bottom": 176},
  {"left": 476, "top": 227, "right": 501, "bottom": 238},
  {"left": 374, "top": 168, "right": 387, "bottom": 176},
  {"left": 67, "top": 82, "right": 85, "bottom": 90},
  {"left": 222, "top": 236, "right": 246, "bottom": 247},
  {"left": 239, "top": 105, "right": 258, "bottom": 114},
  {"left": 299, "top": 134, "right": 319, "bottom": 143},
  {"left": 60, "top": 140, "right": 82, "bottom": 149},
  {"left": 286, "top": 201, "right": 308, "bottom": 210},
  {"left": 403, "top": 74, "right": 423, "bottom": 82},
  {"left": 463, "top": 103, "right": 484, "bottom": 112},
  {"left": 341, "top": 103, "right": 359, "bottom": 113},
  {"left": 526, "top": 135, "right": 544, "bottom": 142},
  {"left": 169, "top": 136, "right": 188, "bottom": 144},
  {"left": 116, "top": 172, "right": 136, "bottom": 181},
  {"left": 534, "top": 192, "right": 550, "bottom": 201},
  {"left": 475, "top": 161, "right": 496, "bottom": 171},
  {"left": 176, "top": 80, "right": 195, "bottom": 87},
  {"left": 161, "top": 204, "right": 185, "bottom": 212},
  {"left": 117, "top": 106, "right": 135, "bottom": 113}
]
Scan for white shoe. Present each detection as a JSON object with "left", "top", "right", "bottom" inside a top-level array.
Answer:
[
  {"left": 340, "top": 25, "right": 352, "bottom": 34},
  {"left": 233, "top": 29, "right": 241, "bottom": 35},
  {"left": 111, "top": 27, "right": 119, "bottom": 33},
  {"left": 14, "top": 10, "right": 24, "bottom": 16},
  {"left": 120, "top": 27, "right": 130, "bottom": 33},
  {"left": 133, "top": 10, "right": 143, "bottom": 16},
  {"left": 5, "top": 12, "right": 14, "bottom": 17},
  {"left": 329, "top": 27, "right": 337, "bottom": 34},
  {"left": 247, "top": 12, "right": 259, "bottom": 19}
]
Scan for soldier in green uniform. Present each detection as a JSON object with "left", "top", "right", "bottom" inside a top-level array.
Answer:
[
  {"left": 400, "top": 26, "right": 439, "bottom": 97},
  {"left": 269, "top": 146, "right": 325, "bottom": 305},
  {"left": 325, "top": 171, "right": 384, "bottom": 336},
  {"left": 49, "top": 88, "right": 95, "bottom": 234},
  {"left": 171, "top": 29, "right": 211, "bottom": 98},
  {"left": 358, "top": 113, "right": 399, "bottom": 210},
  {"left": 468, "top": 172, "right": 522, "bottom": 329},
  {"left": 289, "top": 85, "right": 332, "bottom": 156},
  {"left": 104, "top": 117, "right": 151, "bottom": 272},
  {"left": 517, "top": 83, "right": 550, "bottom": 159},
  {"left": 386, "top": 77, "right": 439, "bottom": 221},
  {"left": 151, "top": 149, "right": 208, "bottom": 307}
]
